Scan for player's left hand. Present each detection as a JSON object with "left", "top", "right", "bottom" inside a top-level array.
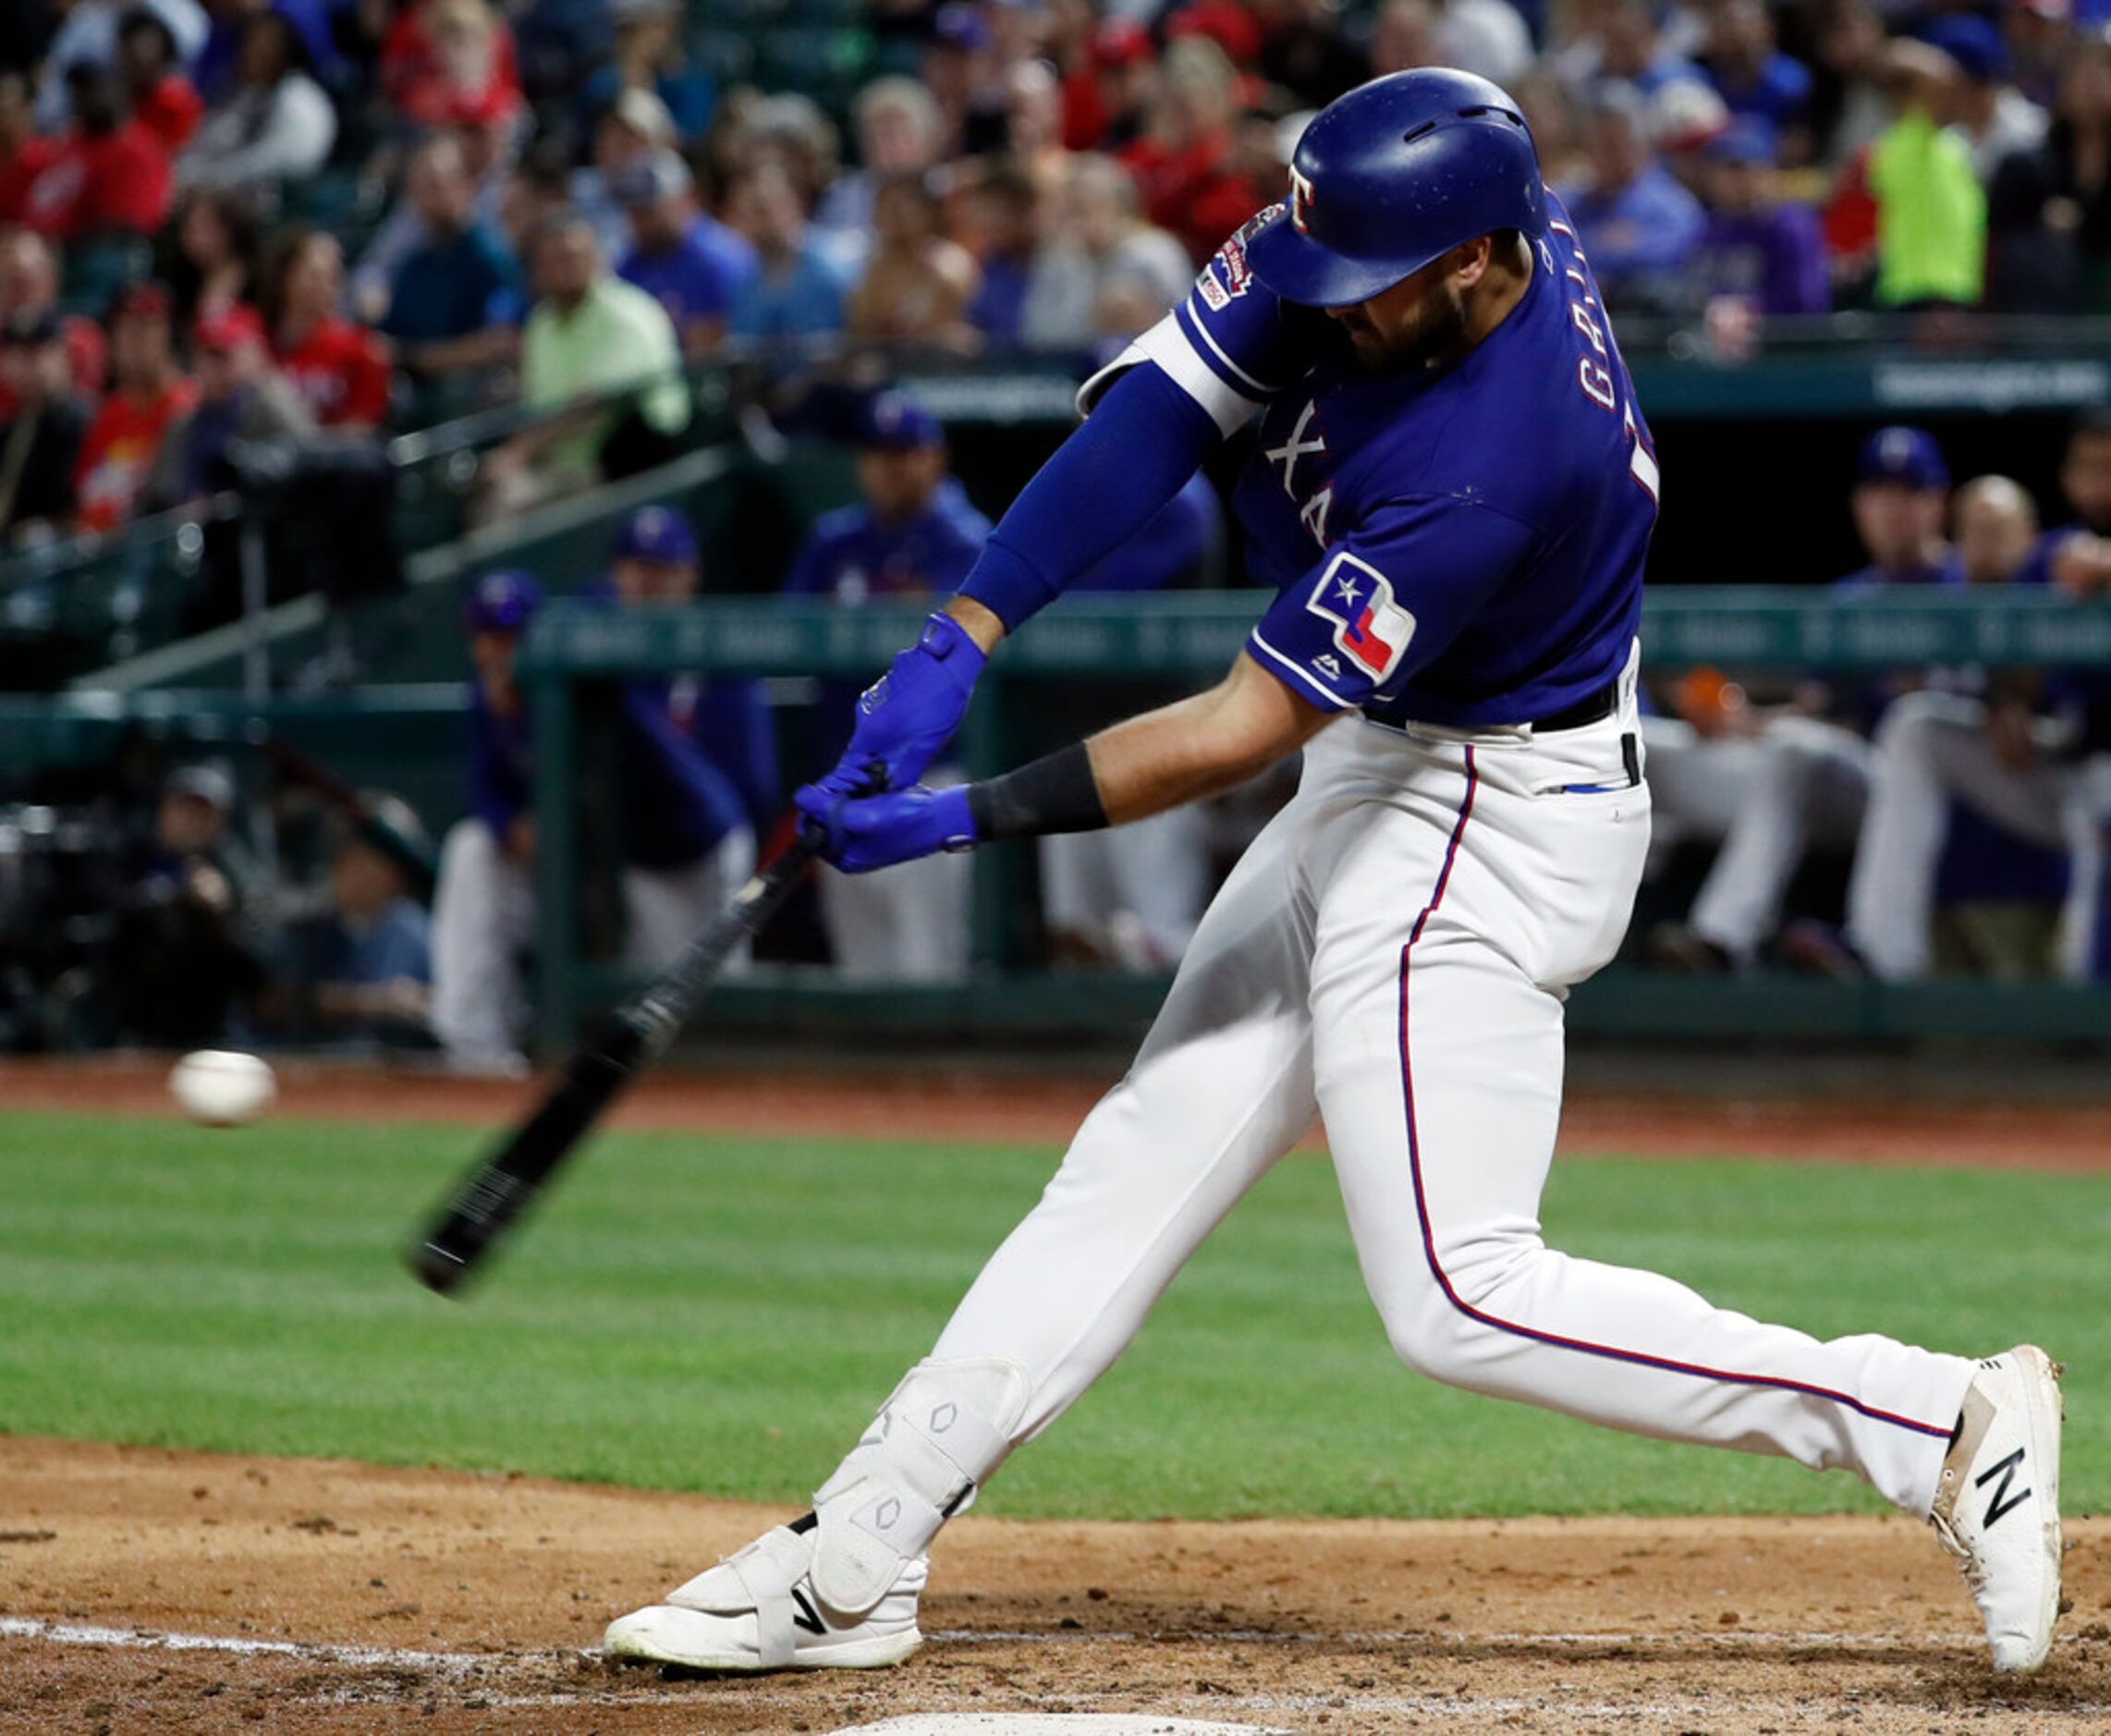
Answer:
[
  {"left": 795, "top": 781, "right": 978, "bottom": 874},
  {"left": 812, "top": 612, "right": 987, "bottom": 798}
]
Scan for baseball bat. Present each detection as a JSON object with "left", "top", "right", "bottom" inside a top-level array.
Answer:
[{"left": 407, "top": 830, "right": 824, "bottom": 1295}]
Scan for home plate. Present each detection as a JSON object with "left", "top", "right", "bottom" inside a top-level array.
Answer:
[{"left": 828, "top": 1720, "right": 1287, "bottom": 1736}]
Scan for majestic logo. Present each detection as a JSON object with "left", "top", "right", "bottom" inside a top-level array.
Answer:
[
  {"left": 1289, "top": 168, "right": 1316, "bottom": 236},
  {"left": 1306, "top": 552, "right": 1415, "bottom": 681},
  {"left": 1313, "top": 653, "right": 1343, "bottom": 680},
  {"left": 1198, "top": 235, "right": 1255, "bottom": 311},
  {"left": 1976, "top": 1446, "right": 2032, "bottom": 1529}
]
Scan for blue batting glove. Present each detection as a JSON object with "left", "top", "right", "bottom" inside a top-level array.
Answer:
[
  {"left": 814, "top": 612, "right": 986, "bottom": 796},
  {"left": 795, "top": 782, "right": 978, "bottom": 874}
]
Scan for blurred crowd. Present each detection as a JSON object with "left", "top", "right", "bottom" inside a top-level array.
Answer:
[{"left": 6, "top": 0, "right": 2111, "bottom": 549}]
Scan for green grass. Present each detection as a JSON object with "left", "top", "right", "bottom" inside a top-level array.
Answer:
[{"left": 0, "top": 1108, "right": 2103, "bottom": 1520}]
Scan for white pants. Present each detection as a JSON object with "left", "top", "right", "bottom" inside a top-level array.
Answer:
[
  {"left": 1039, "top": 805, "right": 1209, "bottom": 967},
  {"left": 430, "top": 818, "right": 755, "bottom": 1061},
  {"left": 821, "top": 853, "right": 972, "bottom": 983},
  {"left": 918, "top": 704, "right": 1970, "bottom": 1518},
  {"left": 1847, "top": 691, "right": 2105, "bottom": 981},
  {"left": 1689, "top": 716, "right": 1872, "bottom": 961}
]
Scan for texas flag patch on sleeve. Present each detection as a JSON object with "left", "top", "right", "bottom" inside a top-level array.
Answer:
[{"left": 1305, "top": 551, "right": 1416, "bottom": 683}]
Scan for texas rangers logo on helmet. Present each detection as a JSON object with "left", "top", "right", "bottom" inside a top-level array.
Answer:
[
  {"left": 1305, "top": 551, "right": 1415, "bottom": 682},
  {"left": 1289, "top": 167, "right": 1316, "bottom": 236}
]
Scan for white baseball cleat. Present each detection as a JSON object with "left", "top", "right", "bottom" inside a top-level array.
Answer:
[
  {"left": 1928, "top": 1345, "right": 2064, "bottom": 1674},
  {"left": 604, "top": 1519, "right": 925, "bottom": 1672}
]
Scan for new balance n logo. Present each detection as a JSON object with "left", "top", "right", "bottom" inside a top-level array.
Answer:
[
  {"left": 1975, "top": 1446, "right": 2031, "bottom": 1529},
  {"left": 789, "top": 1584, "right": 827, "bottom": 1636}
]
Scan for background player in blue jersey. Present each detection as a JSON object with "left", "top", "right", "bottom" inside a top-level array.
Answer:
[{"left": 606, "top": 71, "right": 2063, "bottom": 1679}]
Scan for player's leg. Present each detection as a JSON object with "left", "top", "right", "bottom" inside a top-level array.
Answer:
[
  {"left": 429, "top": 818, "right": 535, "bottom": 1067},
  {"left": 622, "top": 827, "right": 758, "bottom": 970},
  {"left": 1846, "top": 692, "right": 2071, "bottom": 979},
  {"left": 889, "top": 850, "right": 973, "bottom": 983},
  {"left": 1312, "top": 723, "right": 2057, "bottom": 1668},
  {"left": 1687, "top": 717, "right": 1870, "bottom": 964},
  {"left": 819, "top": 869, "right": 898, "bottom": 978},
  {"left": 607, "top": 786, "right": 1327, "bottom": 1669}
]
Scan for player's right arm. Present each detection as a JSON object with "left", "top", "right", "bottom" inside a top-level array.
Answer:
[{"left": 809, "top": 214, "right": 1309, "bottom": 796}]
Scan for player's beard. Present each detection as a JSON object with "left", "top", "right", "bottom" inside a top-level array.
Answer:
[{"left": 1343, "top": 279, "right": 1470, "bottom": 375}]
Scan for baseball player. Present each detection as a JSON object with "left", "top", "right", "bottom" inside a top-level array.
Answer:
[
  {"left": 431, "top": 514, "right": 778, "bottom": 1069},
  {"left": 607, "top": 72, "right": 2062, "bottom": 1675},
  {"left": 782, "top": 392, "right": 988, "bottom": 982}
]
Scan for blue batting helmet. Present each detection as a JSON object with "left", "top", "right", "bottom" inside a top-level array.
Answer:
[{"left": 1246, "top": 69, "right": 1546, "bottom": 310}]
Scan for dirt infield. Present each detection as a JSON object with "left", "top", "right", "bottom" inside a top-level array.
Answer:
[
  {"left": 3, "top": 1054, "right": 2108, "bottom": 1170},
  {"left": 2, "top": 1437, "right": 2106, "bottom": 1734}
]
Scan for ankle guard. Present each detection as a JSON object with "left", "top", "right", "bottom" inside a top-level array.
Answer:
[{"left": 811, "top": 1357, "right": 1028, "bottom": 1615}]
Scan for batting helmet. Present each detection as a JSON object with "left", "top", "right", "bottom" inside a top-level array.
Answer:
[{"left": 1245, "top": 69, "right": 1546, "bottom": 310}]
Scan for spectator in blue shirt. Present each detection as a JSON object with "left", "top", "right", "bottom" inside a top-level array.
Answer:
[
  {"left": 964, "top": 163, "right": 1041, "bottom": 348},
  {"left": 276, "top": 796, "right": 434, "bottom": 1049},
  {"left": 1694, "top": 121, "right": 1831, "bottom": 315},
  {"left": 1700, "top": 0, "right": 1815, "bottom": 159},
  {"left": 613, "top": 148, "right": 755, "bottom": 359},
  {"left": 377, "top": 132, "right": 524, "bottom": 382},
  {"left": 1565, "top": 93, "right": 1708, "bottom": 312},
  {"left": 1588, "top": 0, "right": 1710, "bottom": 102},
  {"left": 725, "top": 158, "right": 854, "bottom": 345},
  {"left": 782, "top": 393, "right": 987, "bottom": 980}
]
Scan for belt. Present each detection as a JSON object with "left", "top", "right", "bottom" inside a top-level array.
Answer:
[
  {"left": 1526, "top": 676, "right": 1621, "bottom": 733},
  {"left": 1364, "top": 675, "right": 1622, "bottom": 737}
]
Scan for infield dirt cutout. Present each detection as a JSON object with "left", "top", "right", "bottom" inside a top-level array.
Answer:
[{"left": 2, "top": 1437, "right": 2106, "bottom": 1734}]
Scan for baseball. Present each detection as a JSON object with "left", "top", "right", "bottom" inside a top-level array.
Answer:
[{"left": 168, "top": 1050, "right": 277, "bottom": 1127}]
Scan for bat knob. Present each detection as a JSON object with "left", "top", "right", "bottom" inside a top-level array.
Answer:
[{"left": 409, "top": 1240, "right": 471, "bottom": 1296}]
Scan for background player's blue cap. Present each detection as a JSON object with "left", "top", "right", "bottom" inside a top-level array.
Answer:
[
  {"left": 1858, "top": 426, "right": 1950, "bottom": 492},
  {"left": 1246, "top": 68, "right": 1547, "bottom": 310},
  {"left": 856, "top": 391, "right": 945, "bottom": 450},
  {"left": 614, "top": 505, "right": 699, "bottom": 564},
  {"left": 463, "top": 568, "right": 543, "bottom": 634}
]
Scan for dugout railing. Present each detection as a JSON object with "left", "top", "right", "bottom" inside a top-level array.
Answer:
[{"left": 517, "top": 586, "right": 2111, "bottom": 1051}]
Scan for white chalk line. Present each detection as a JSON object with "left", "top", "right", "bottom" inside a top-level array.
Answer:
[{"left": 5, "top": 1613, "right": 1939, "bottom": 1665}]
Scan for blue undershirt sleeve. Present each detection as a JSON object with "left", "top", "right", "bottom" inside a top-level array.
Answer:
[{"left": 957, "top": 361, "right": 1221, "bottom": 632}]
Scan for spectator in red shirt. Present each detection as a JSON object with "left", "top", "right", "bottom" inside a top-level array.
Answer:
[
  {"left": 117, "top": 6, "right": 203, "bottom": 156},
  {"left": 1117, "top": 36, "right": 1250, "bottom": 263},
  {"left": 382, "top": 0, "right": 521, "bottom": 132},
  {"left": 74, "top": 282, "right": 198, "bottom": 533},
  {"left": 262, "top": 227, "right": 391, "bottom": 430},
  {"left": 0, "top": 229, "right": 108, "bottom": 417},
  {"left": 0, "top": 71, "right": 60, "bottom": 225},
  {"left": 18, "top": 65, "right": 174, "bottom": 241}
]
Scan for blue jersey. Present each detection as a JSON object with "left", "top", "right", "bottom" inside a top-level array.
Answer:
[
  {"left": 1088, "top": 197, "right": 1659, "bottom": 729},
  {"left": 782, "top": 479, "right": 992, "bottom": 605},
  {"left": 618, "top": 217, "right": 755, "bottom": 335}
]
